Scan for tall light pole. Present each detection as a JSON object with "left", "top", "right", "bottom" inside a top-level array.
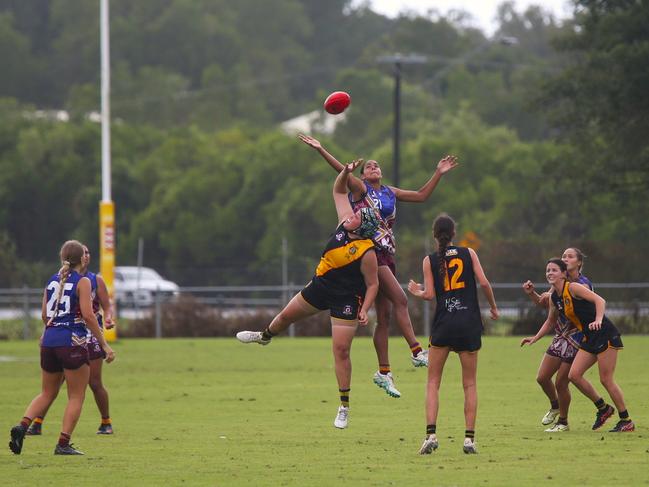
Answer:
[
  {"left": 100, "top": 0, "right": 116, "bottom": 341},
  {"left": 377, "top": 54, "right": 427, "bottom": 188}
]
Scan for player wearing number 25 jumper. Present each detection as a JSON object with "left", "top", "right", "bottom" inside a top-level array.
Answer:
[{"left": 8, "top": 240, "right": 115, "bottom": 457}]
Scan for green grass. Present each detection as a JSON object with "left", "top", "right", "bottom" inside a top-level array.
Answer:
[{"left": 1, "top": 336, "right": 648, "bottom": 486}]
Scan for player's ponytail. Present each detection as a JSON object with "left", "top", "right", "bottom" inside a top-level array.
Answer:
[
  {"left": 47, "top": 240, "right": 84, "bottom": 325},
  {"left": 433, "top": 214, "right": 456, "bottom": 282}
]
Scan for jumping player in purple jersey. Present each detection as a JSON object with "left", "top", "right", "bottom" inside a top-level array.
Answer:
[
  {"left": 520, "top": 248, "right": 592, "bottom": 432},
  {"left": 26, "top": 245, "right": 116, "bottom": 436},
  {"left": 299, "top": 134, "right": 458, "bottom": 398},
  {"left": 408, "top": 214, "right": 498, "bottom": 455},
  {"left": 236, "top": 160, "right": 379, "bottom": 429},
  {"left": 8, "top": 240, "right": 115, "bottom": 456}
]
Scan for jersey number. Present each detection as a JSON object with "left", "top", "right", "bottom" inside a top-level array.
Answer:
[
  {"left": 45, "top": 281, "right": 74, "bottom": 318},
  {"left": 443, "top": 258, "right": 466, "bottom": 292}
]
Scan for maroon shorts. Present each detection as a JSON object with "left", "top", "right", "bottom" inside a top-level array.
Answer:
[
  {"left": 376, "top": 248, "right": 396, "bottom": 275},
  {"left": 41, "top": 346, "right": 89, "bottom": 373},
  {"left": 87, "top": 336, "right": 106, "bottom": 361}
]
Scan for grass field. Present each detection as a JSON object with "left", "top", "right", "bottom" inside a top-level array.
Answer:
[{"left": 1, "top": 336, "right": 648, "bottom": 486}]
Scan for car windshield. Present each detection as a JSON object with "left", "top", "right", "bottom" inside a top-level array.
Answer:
[{"left": 119, "top": 268, "right": 163, "bottom": 280}]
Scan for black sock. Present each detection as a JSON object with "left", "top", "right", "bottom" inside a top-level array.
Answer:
[
  {"left": 465, "top": 430, "right": 475, "bottom": 440},
  {"left": 557, "top": 417, "right": 568, "bottom": 425},
  {"left": 261, "top": 327, "right": 276, "bottom": 342},
  {"left": 594, "top": 398, "right": 606, "bottom": 410},
  {"left": 339, "top": 388, "right": 350, "bottom": 408},
  {"left": 426, "top": 424, "right": 436, "bottom": 436},
  {"left": 619, "top": 410, "right": 629, "bottom": 420},
  {"left": 550, "top": 400, "right": 559, "bottom": 410}
]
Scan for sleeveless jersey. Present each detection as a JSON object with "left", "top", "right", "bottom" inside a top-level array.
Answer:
[
  {"left": 313, "top": 223, "right": 376, "bottom": 296},
  {"left": 42, "top": 270, "right": 88, "bottom": 347},
  {"left": 84, "top": 271, "right": 103, "bottom": 327},
  {"left": 350, "top": 181, "right": 397, "bottom": 254},
  {"left": 551, "top": 281, "right": 616, "bottom": 341},
  {"left": 554, "top": 274, "right": 592, "bottom": 347},
  {"left": 429, "top": 246, "right": 483, "bottom": 334}
]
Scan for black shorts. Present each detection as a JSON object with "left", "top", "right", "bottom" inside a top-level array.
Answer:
[
  {"left": 429, "top": 333, "right": 481, "bottom": 353},
  {"left": 300, "top": 279, "right": 363, "bottom": 321},
  {"left": 580, "top": 329, "right": 623, "bottom": 355},
  {"left": 41, "top": 346, "right": 89, "bottom": 373}
]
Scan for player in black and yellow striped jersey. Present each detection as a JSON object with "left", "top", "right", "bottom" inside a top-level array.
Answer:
[
  {"left": 545, "top": 258, "right": 635, "bottom": 432},
  {"left": 236, "top": 160, "right": 379, "bottom": 430}
]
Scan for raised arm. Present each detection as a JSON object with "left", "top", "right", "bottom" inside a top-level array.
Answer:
[
  {"left": 408, "top": 256, "right": 436, "bottom": 301},
  {"left": 358, "top": 250, "right": 379, "bottom": 326},
  {"left": 333, "top": 160, "right": 362, "bottom": 222},
  {"left": 469, "top": 248, "right": 498, "bottom": 320},
  {"left": 522, "top": 280, "right": 551, "bottom": 308},
  {"left": 390, "top": 155, "right": 458, "bottom": 202},
  {"left": 299, "top": 134, "right": 366, "bottom": 196}
]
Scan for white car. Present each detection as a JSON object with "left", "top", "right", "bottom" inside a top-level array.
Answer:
[{"left": 113, "top": 266, "right": 180, "bottom": 307}]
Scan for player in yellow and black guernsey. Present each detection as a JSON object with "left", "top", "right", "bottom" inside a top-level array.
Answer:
[
  {"left": 545, "top": 257, "right": 634, "bottom": 432},
  {"left": 236, "top": 160, "right": 379, "bottom": 430},
  {"left": 408, "top": 214, "right": 498, "bottom": 455}
]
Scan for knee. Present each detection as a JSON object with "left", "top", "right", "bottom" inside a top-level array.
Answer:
[
  {"left": 333, "top": 345, "right": 351, "bottom": 361},
  {"left": 599, "top": 375, "right": 614, "bottom": 389},
  {"left": 555, "top": 376, "right": 569, "bottom": 391},
  {"left": 567, "top": 371, "right": 581, "bottom": 384},
  {"left": 536, "top": 374, "right": 549, "bottom": 386},
  {"left": 89, "top": 378, "right": 103, "bottom": 393},
  {"left": 463, "top": 380, "right": 477, "bottom": 392}
]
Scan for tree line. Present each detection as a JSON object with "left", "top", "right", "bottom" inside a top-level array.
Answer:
[{"left": 0, "top": 0, "right": 647, "bottom": 287}]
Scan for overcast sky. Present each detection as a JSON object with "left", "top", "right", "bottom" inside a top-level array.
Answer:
[{"left": 356, "top": 0, "right": 573, "bottom": 34}]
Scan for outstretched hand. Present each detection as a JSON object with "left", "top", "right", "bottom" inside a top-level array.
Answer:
[
  {"left": 520, "top": 336, "right": 536, "bottom": 347},
  {"left": 407, "top": 279, "right": 424, "bottom": 298},
  {"left": 343, "top": 159, "right": 363, "bottom": 174},
  {"left": 298, "top": 133, "right": 321, "bottom": 150},
  {"left": 437, "top": 155, "right": 459, "bottom": 175}
]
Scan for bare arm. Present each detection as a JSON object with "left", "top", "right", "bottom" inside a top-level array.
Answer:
[
  {"left": 523, "top": 280, "right": 551, "bottom": 308},
  {"left": 358, "top": 250, "right": 379, "bottom": 326},
  {"left": 333, "top": 160, "right": 362, "bottom": 222},
  {"left": 96, "top": 275, "right": 114, "bottom": 329},
  {"left": 520, "top": 304, "right": 558, "bottom": 346},
  {"left": 390, "top": 155, "right": 458, "bottom": 202},
  {"left": 41, "top": 290, "right": 48, "bottom": 324},
  {"left": 408, "top": 256, "right": 436, "bottom": 301},
  {"left": 569, "top": 282, "right": 606, "bottom": 330},
  {"left": 299, "top": 134, "right": 366, "bottom": 196},
  {"left": 469, "top": 248, "right": 498, "bottom": 320},
  {"left": 78, "top": 277, "right": 115, "bottom": 363}
]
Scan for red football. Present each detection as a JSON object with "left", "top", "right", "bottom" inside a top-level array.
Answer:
[{"left": 324, "top": 91, "right": 351, "bottom": 114}]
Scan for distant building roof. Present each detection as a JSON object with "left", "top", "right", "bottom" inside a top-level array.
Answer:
[{"left": 280, "top": 109, "right": 347, "bottom": 136}]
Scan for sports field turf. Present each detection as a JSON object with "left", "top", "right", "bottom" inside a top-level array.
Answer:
[{"left": 1, "top": 336, "right": 648, "bottom": 486}]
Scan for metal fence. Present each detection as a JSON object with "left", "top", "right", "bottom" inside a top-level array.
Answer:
[{"left": 2, "top": 283, "right": 649, "bottom": 339}]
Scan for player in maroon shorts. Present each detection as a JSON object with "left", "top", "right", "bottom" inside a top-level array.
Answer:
[
  {"left": 8, "top": 240, "right": 115, "bottom": 456},
  {"left": 27, "top": 245, "right": 116, "bottom": 436}
]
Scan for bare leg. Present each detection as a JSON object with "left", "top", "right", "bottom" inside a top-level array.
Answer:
[
  {"left": 89, "top": 358, "right": 109, "bottom": 419},
  {"left": 568, "top": 350, "right": 599, "bottom": 402},
  {"left": 458, "top": 351, "right": 479, "bottom": 431},
  {"left": 536, "top": 354, "right": 561, "bottom": 405},
  {"left": 555, "top": 362, "right": 572, "bottom": 420},
  {"left": 331, "top": 319, "right": 358, "bottom": 391},
  {"left": 425, "top": 346, "right": 450, "bottom": 426},
  {"left": 372, "top": 291, "right": 391, "bottom": 366},
  {"left": 377, "top": 267, "right": 419, "bottom": 347},
  {"left": 267, "top": 293, "right": 320, "bottom": 334},
  {"left": 597, "top": 348, "right": 627, "bottom": 412},
  {"left": 61, "top": 365, "right": 89, "bottom": 436},
  {"left": 23, "top": 370, "right": 64, "bottom": 420}
]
